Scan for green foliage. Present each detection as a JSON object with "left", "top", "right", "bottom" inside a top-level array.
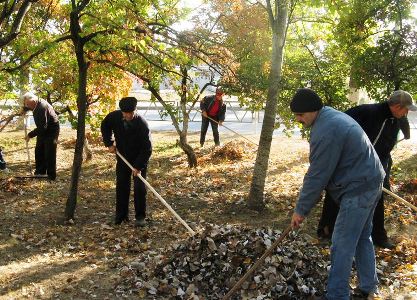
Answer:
[
  {"left": 352, "top": 26, "right": 417, "bottom": 101},
  {"left": 333, "top": 0, "right": 417, "bottom": 101},
  {"left": 213, "top": 1, "right": 352, "bottom": 130}
]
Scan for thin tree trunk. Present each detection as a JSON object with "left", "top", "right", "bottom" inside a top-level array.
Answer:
[
  {"left": 247, "top": 1, "right": 288, "bottom": 210},
  {"left": 178, "top": 67, "right": 197, "bottom": 168},
  {"left": 65, "top": 62, "right": 88, "bottom": 220},
  {"left": 64, "top": 3, "right": 89, "bottom": 221},
  {"left": 179, "top": 134, "right": 197, "bottom": 168},
  {"left": 64, "top": 106, "right": 92, "bottom": 161}
]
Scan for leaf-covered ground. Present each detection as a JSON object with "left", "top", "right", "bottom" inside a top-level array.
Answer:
[{"left": 0, "top": 128, "right": 416, "bottom": 299}]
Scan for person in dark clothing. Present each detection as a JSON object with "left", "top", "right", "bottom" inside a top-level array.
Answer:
[
  {"left": 318, "top": 90, "right": 416, "bottom": 249},
  {"left": 200, "top": 86, "right": 227, "bottom": 147},
  {"left": 0, "top": 147, "right": 6, "bottom": 170},
  {"left": 101, "top": 97, "right": 152, "bottom": 227},
  {"left": 22, "top": 92, "right": 60, "bottom": 180}
]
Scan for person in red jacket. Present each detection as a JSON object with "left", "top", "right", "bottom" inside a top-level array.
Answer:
[{"left": 200, "top": 87, "right": 227, "bottom": 147}]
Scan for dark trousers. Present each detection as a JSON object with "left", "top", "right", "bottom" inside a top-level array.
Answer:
[
  {"left": 200, "top": 116, "right": 220, "bottom": 146},
  {"left": 115, "top": 161, "right": 147, "bottom": 222},
  {"left": 318, "top": 157, "right": 391, "bottom": 243},
  {"left": 35, "top": 131, "right": 59, "bottom": 180}
]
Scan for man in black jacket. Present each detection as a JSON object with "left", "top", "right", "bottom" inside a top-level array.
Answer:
[
  {"left": 101, "top": 97, "right": 152, "bottom": 227},
  {"left": 317, "top": 90, "right": 416, "bottom": 249},
  {"left": 200, "top": 87, "right": 227, "bottom": 147},
  {"left": 22, "top": 92, "right": 60, "bottom": 180}
]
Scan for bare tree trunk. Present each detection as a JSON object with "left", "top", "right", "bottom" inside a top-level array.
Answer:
[
  {"left": 64, "top": 1, "right": 90, "bottom": 221},
  {"left": 64, "top": 106, "right": 92, "bottom": 161},
  {"left": 65, "top": 63, "right": 87, "bottom": 220},
  {"left": 247, "top": 0, "right": 288, "bottom": 210},
  {"left": 178, "top": 67, "right": 197, "bottom": 168},
  {"left": 178, "top": 133, "right": 197, "bottom": 167}
]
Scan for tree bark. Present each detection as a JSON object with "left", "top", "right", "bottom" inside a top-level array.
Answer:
[
  {"left": 247, "top": 0, "right": 288, "bottom": 210},
  {"left": 64, "top": 2, "right": 90, "bottom": 221},
  {"left": 178, "top": 133, "right": 197, "bottom": 168},
  {"left": 0, "top": 0, "right": 33, "bottom": 48},
  {"left": 148, "top": 66, "right": 199, "bottom": 168}
]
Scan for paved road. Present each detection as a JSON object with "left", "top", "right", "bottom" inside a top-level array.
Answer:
[{"left": 147, "top": 111, "right": 417, "bottom": 141}]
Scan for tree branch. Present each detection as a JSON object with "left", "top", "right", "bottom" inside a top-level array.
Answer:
[
  {"left": 0, "top": 0, "right": 34, "bottom": 48},
  {"left": 2, "top": 34, "right": 72, "bottom": 72}
]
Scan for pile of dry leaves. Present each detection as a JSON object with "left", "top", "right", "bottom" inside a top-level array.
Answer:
[
  {"left": 199, "top": 141, "right": 256, "bottom": 165},
  {"left": 116, "top": 224, "right": 328, "bottom": 299},
  {"left": 0, "top": 177, "right": 22, "bottom": 193},
  {"left": 399, "top": 178, "right": 417, "bottom": 195}
]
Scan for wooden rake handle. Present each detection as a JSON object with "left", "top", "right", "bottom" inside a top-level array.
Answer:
[
  {"left": 116, "top": 150, "right": 196, "bottom": 236},
  {"left": 383, "top": 187, "right": 417, "bottom": 212},
  {"left": 189, "top": 104, "right": 258, "bottom": 146},
  {"left": 205, "top": 114, "right": 258, "bottom": 146}
]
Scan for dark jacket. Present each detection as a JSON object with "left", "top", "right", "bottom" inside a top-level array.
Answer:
[
  {"left": 101, "top": 110, "right": 152, "bottom": 170},
  {"left": 200, "top": 95, "right": 227, "bottom": 121},
  {"left": 345, "top": 102, "right": 408, "bottom": 160},
  {"left": 28, "top": 100, "right": 59, "bottom": 138},
  {"left": 0, "top": 148, "right": 6, "bottom": 170}
]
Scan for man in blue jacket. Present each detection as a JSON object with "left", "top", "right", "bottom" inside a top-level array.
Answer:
[
  {"left": 317, "top": 90, "right": 416, "bottom": 249},
  {"left": 101, "top": 97, "right": 152, "bottom": 227},
  {"left": 290, "top": 88, "right": 385, "bottom": 300},
  {"left": 200, "top": 87, "right": 226, "bottom": 147}
]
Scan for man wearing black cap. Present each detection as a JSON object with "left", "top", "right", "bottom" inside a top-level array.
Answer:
[
  {"left": 200, "top": 86, "right": 227, "bottom": 147},
  {"left": 101, "top": 97, "right": 152, "bottom": 227},
  {"left": 289, "top": 88, "right": 385, "bottom": 299},
  {"left": 317, "top": 90, "right": 416, "bottom": 249}
]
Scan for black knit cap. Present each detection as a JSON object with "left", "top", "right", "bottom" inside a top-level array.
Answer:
[
  {"left": 119, "top": 97, "right": 138, "bottom": 112},
  {"left": 290, "top": 88, "right": 323, "bottom": 113}
]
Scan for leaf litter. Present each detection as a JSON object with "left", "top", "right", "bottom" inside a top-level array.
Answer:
[{"left": 0, "top": 130, "right": 416, "bottom": 299}]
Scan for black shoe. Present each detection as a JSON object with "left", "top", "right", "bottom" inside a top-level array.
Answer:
[
  {"left": 317, "top": 226, "right": 332, "bottom": 240},
  {"left": 114, "top": 218, "right": 129, "bottom": 225},
  {"left": 135, "top": 217, "right": 146, "bottom": 227},
  {"left": 352, "top": 287, "right": 368, "bottom": 298},
  {"left": 373, "top": 239, "right": 395, "bottom": 249}
]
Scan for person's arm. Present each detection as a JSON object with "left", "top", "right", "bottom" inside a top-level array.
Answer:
[
  {"left": 101, "top": 113, "right": 115, "bottom": 151},
  {"left": 218, "top": 103, "right": 226, "bottom": 123},
  {"left": 200, "top": 97, "right": 208, "bottom": 117},
  {"left": 27, "top": 106, "right": 48, "bottom": 138},
  {"left": 399, "top": 117, "right": 410, "bottom": 139},
  {"left": 293, "top": 133, "right": 343, "bottom": 226},
  {"left": 133, "top": 118, "right": 152, "bottom": 171}
]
